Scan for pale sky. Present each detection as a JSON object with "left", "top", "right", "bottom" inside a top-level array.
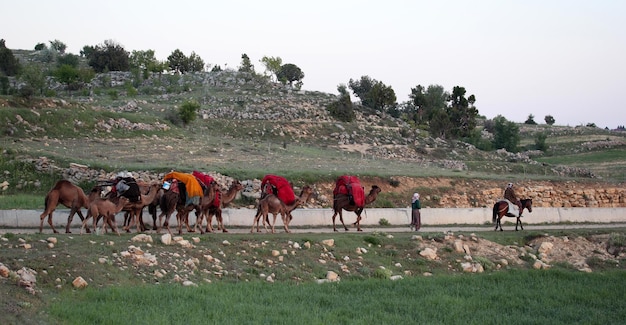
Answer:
[{"left": 2, "top": 0, "right": 625, "bottom": 128}]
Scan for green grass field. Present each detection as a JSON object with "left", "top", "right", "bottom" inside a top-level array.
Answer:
[{"left": 1, "top": 229, "right": 625, "bottom": 324}]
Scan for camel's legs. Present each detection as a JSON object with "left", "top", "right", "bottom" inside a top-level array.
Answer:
[
  {"left": 217, "top": 210, "right": 228, "bottom": 233},
  {"left": 66, "top": 209, "right": 87, "bottom": 234},
  {"left": 332, "top": 210, "right": 349, "bottom": 232},
  {"left": 40, "top": 212, "right": 59, "bottom": 234}
]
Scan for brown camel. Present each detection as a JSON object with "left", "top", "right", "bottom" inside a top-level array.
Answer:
[
  {"left": 332, "top": 185, "right": 381, "bottom": 232},
  {"left": 120, "top": 181, "right": 163, "bottom": 231},
  {"left": 120, "top": 182, "right": 162, "bottom": 233},
  {"left": 191, "top": 181, "right": 222, "bottom": 234},
  {"left": 251, "top": 186, "right": 313, "bottom": 233},
  {"left": 80, "top": 196, "right": 129, "bottom": 235},
  {"left": 157, "top": 181, "right": 219, "bottom": 235},
  {"left": 203, "top": 180, "right": 244, "bottom": 233},
  {"left": 39, "top": 180, "right": 102, "bottom": 233}
]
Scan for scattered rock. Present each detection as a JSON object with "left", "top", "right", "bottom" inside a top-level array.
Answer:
[
  {"left": 132, "top": 234, "right": 153, "bottom": 243},
  {"left": 72, "top": 276, "right": 88, "bottom": 289},
  {"left": 161, "top": 234, "right": 172, "bottom": 245}
]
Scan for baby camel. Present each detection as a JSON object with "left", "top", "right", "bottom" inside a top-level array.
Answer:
[{"left": 81, "top": 197, "right": 129, "bottom": 235}]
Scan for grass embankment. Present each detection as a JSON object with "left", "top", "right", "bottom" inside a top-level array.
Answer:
[{"left": 1, "top": 230, "right": 625, "bottom": 324}]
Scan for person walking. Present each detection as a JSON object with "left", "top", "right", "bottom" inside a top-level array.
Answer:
[{"left": 411, "top": 192, "right": 421, "bottom": 231}]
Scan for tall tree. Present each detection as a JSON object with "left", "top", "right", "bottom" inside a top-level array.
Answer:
[
  {"left": 348, "top": 76, "right": 375, "bottom": 102},
  {"left": 260, "top": 56, "right": 282, "bottom": 81},
  {"left": 409, "top": 84, "right": 448, "bottom": 123},
  {"left": 238, "top": 53, "right": 255, "bottom": 73},
  {"left": 544, "top": 115, "right": 555, "bottom": 125},
  {"left": 187, "top": 51, "right": 205, "bottom": 72},
  {"left": 167, "top": 49, "right": 188, "bottom": 74},
  {"left": 276, "top": 63, "right": 304, "bottom": 89},
  {"left": 85, "top": 40, "right": 129, "bottom": 72},
  {"left": 0, "top": 39, "right": 20, "bottom": 76},
  {"left": 492, "top": 115, "right": 520, "bottom": 152},
  {"left": 447, "top": 86, "right": 478, "bottom": 138}
]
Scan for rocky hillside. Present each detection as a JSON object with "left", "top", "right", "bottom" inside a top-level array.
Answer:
[{"left": 2, "top": 68, "right": 626, "bottom": 208}]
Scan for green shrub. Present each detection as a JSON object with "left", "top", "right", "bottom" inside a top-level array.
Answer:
[
  {"left": 378, "top": 218, "right": 390, "bottom": 226},
  {"left": 363, "top": 236, "right": 381, "bottom": 246},
  {"left": 372, "top": 268, "right": 392, "bottom": 279},
  {"left": 178, "top": 100, "right": 200, "bottom": 125}
]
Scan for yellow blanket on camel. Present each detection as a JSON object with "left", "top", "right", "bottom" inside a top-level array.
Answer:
[{"left": 163, "top": 171, "right": 203, "bottom": 205}]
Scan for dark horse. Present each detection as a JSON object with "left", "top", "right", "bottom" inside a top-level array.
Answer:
[{"left": 492, "top": 199, "right": 533, "bottom": 231}]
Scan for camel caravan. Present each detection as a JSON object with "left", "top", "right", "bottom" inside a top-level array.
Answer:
[{"left": 39, "top": 172, "right": 381, "bottom": 235}]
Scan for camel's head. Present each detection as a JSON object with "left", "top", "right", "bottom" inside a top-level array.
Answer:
[
  {"left": 369, "top": 185, "right": 381, "bottom": 195},
  {"left": 231, "top": 180, "right": 244, "bottom": 191}
]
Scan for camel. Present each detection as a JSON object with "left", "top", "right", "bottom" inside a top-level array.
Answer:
[
  {"left": 190, "top": 181, "right": 222, "bottom": 234},
  {"left": 202, "top": 180, "right": 244, "bottom": 233},
  {"left": 104, "top": 181, "right": 161, "bottom": 233},
  {"left": 332, "top": 185, "right": 381, "bottom": 232},
  {"left": 120, "top": 182, "right": 162, "bottom": 233},
  {"left": 251, "top": 186, "right": 313, "bottom": 233},
  {"left": 157, "top": 180, "right": 220, "bottom": 235},
  {"left": 39, "top": 180, "right": 102, "bottom": 233},
  {"left": 121, "top": 181, "right": 163, "bottom": 231},
  {"left": 80, "top": 196, "right": 129, "bottom": 235}
]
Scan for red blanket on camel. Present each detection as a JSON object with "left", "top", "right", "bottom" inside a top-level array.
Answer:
[
  {"left": 261, "top": 174, "right": 296, "bottom": 205},
  {"left": 333, "top": 175, "right": 365, "bottom": 208},
  {"left": 192, "top": 170, "right": 220, "bottom": 207}
]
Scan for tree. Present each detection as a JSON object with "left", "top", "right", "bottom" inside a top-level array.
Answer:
[
  {"left": 49, "top": 39, "right": 67, "bottom": 54},
  {"left": 348, "top": 76, "right": 375, "bottom": 102},
  {"left": 428, "top": 108, "right": 453, "bottom": 139},
  {"left": 80, "top": 45, "right": 95, "bottom": 58},
  {"left": 409, "top": 84, "right": 448, "bottom": 124},
  {"left": 525, "top": 114, "right": 537, "bottom": 125},
  {"left": 34, "top": 43, "right": 46, "bottom": 51},
  {"left": 178, "top": 100, "right": 200, "bottom": 125},
  {"left": 327, "top": 84, "right": 355, "bottom": 122},
  {"left": 492, "top": 115, "right": 520, "bottom": 152},
  {"left": 129, "top": 49, "right": 162, "bottom": 79},
  {"left": 447, "top": 86, "right": 478, "bottom": 138},
  {"left": 260, "top": 56, "right": 282, "bottom": 81},
  {"left": 276, "top": 63, "right": 304, "bottom": 89},
  {"left": 0, "top": 39, "right": 21, "bottom": 76},
  {"left": 544, "top": 115, "right": 555, "bottom": 125},
  {"left": 187, "top": 52, "right": 205, "bottom": 72},
  {"left": 19, "top": 63, "right": 47, "bottom": 96},
  {"left": 167, "top": 49, "right": 188, "bottom": 74},
  {"left": 348, "top": 75, "right": 397, "bottom": 112},
  {"left": 238, "top": 53, "right": 254, "bottom": 73},
  {"left": 85, "top": 40, "right": 130, "bottom": 73}
]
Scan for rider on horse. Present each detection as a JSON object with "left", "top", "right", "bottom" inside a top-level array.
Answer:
[{"left": 504, "top": 183, "right": 523, "bottom": 217}]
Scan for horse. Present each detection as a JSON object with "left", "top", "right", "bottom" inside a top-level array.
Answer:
[{"left": 492, "top": 198, "right": 533, "bottom": 231}]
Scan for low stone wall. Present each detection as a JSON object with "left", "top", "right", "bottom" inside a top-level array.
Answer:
[
  {"left": 3, "top": 207, "right": 626, "bottom": 229},
  {"left": 437, "top": 185, "right": 625, "bottom": 208}
]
